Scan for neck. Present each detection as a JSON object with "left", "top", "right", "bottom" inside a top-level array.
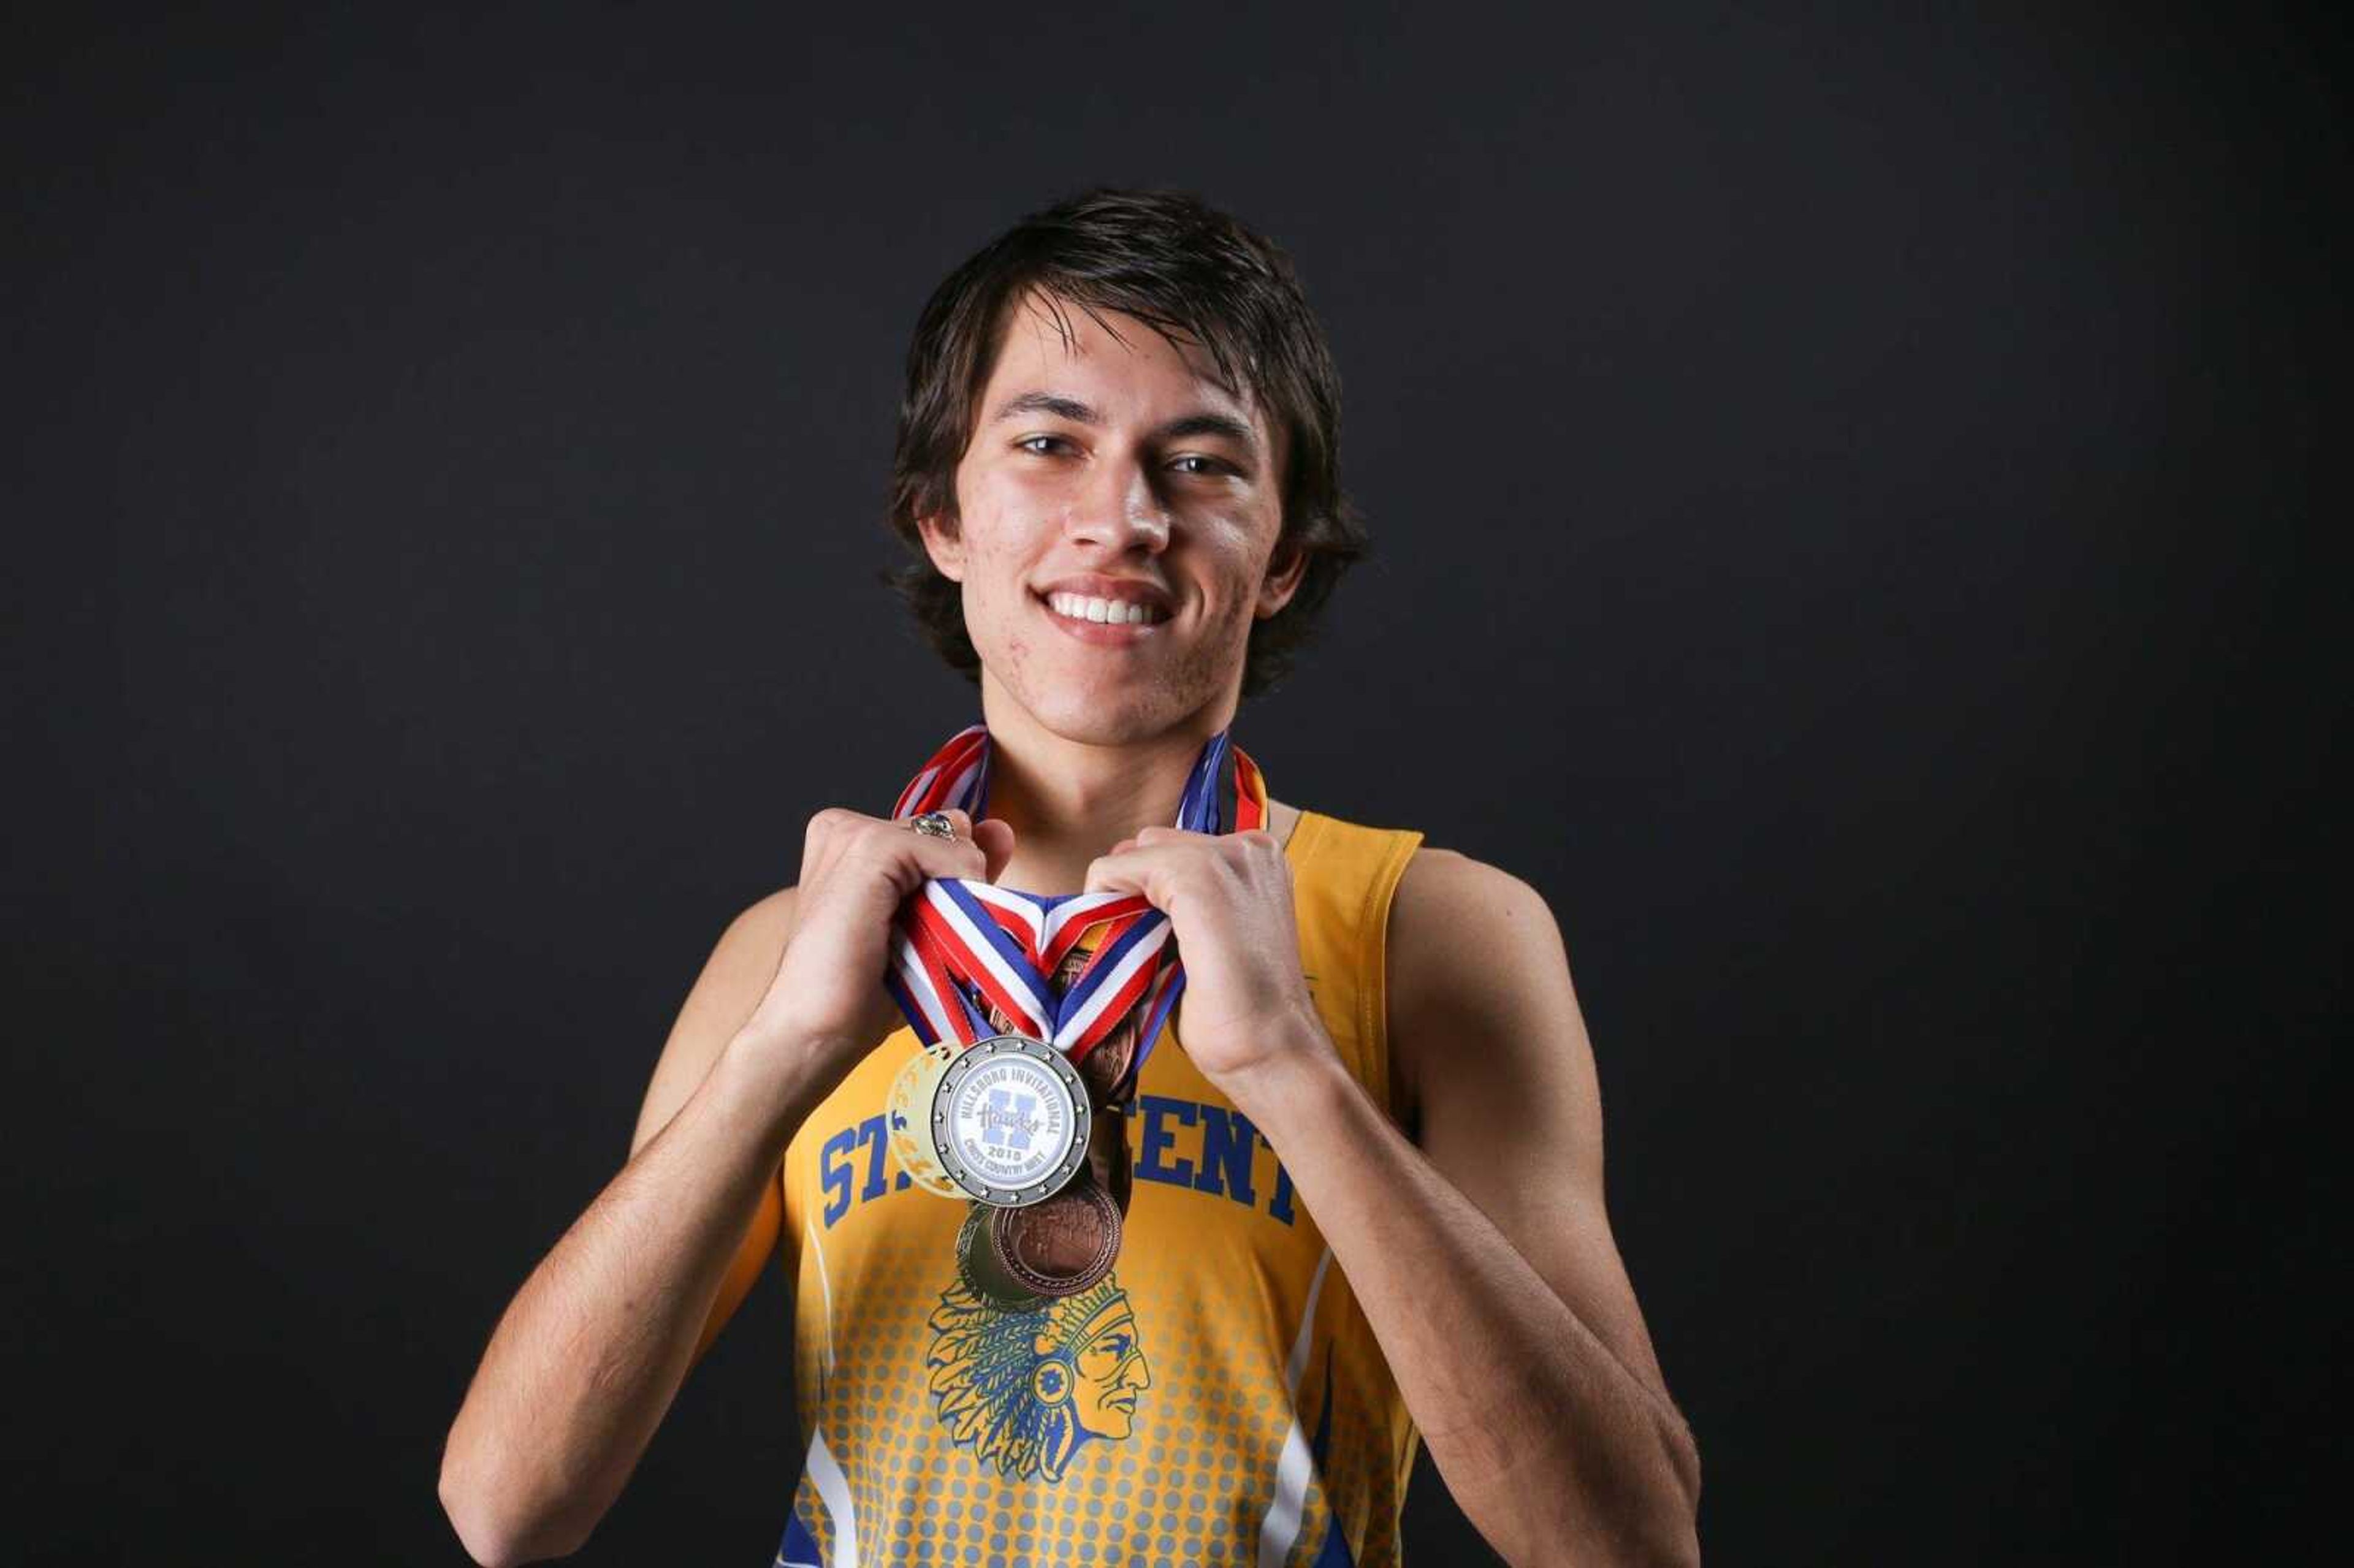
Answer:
[{"left": 976, "top": 680, "right": 1239, "bottom": 894}]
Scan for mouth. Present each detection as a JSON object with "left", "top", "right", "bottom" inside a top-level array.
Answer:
[{"left": 1034, "top": 589, "right": 1169, "bottom": 646}]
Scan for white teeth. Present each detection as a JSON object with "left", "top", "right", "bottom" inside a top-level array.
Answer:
[{"left": 1046, "top": 592, "right": 1164, "bottom": 626}]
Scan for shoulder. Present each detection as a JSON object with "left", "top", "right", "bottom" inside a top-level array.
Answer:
[
  {"left": 681, "top": 883, "right": 803, "bottom": 1029},
  {"left": 728, "top": 883, "right": 800, "bottom": 948},
  {"left": 629, "top": 883, "right": 802, "bottom": 1154},
  {"left": 694, "top": 884, "right": 804, "bottom": 997},
  {"left": 1390, "top": 847, "right": 1557, "bottom": 978},
  {"left": 704, "top": 883, "right": 805, "bottom": 1010},
  {"left": 1384, "top": 847, "right": 1572, "bottom": 1124}
]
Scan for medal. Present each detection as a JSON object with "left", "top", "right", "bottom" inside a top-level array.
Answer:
[
  {"left": 929, "top": 1033, "right": 1090, "bottom": 1206},
  {"left": 883, "top": 1040, "right": 962, "bottom": 1197},
  {"left": 882, "top": 724, "right": 1267, "bottom": 1301}
]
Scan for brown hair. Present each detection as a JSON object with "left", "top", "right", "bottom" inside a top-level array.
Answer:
[{"left": 880, "top": 187, "right": 1368, "bottom": 700}]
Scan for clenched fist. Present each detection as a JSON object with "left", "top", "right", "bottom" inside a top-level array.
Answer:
[{"left": 736, "top": 807, "right": 1015, "bottom": 1077}]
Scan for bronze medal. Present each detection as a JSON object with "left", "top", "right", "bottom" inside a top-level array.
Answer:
[
  {"left": 1075, "top": 1019, "right": 1137, "bottom": 1105},
  {"left": 986, "top": 1177, "right": 1122, "bottom": 1298},
  {"left": 953, "top": 1202, "right": 1048, "bottom": 1313},
  {"left": 1087, "top": 1105, "right": 1134, "bottom": 1217}
]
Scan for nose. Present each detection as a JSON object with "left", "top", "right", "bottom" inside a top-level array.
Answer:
[
  {"left": 1063, "top": 449, "right": 1171, "bottom": 555},
  {"left": 1126, "top": 1352, "right": 1152, "bottom": 1391}
]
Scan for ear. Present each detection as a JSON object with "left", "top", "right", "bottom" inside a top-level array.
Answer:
[
  {"left": 1254, "top": 536, "right": 1308, "bottom": 619},
  {"left": 915, "top": 510, "right": 966, "bottom": 582}
]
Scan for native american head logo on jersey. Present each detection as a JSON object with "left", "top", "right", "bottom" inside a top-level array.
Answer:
[{"left": 924, "top": 1273, "right": 1152, "bottom": 1481}]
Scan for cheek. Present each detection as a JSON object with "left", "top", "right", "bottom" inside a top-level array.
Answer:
[
  {"left": 957, "top": 510, "right": 1046, "bottom": 601},
  {"left": 1207, "top": 560, "right": 1268, "bottom": 627},
  {"left": 951, "top": 528, "right": 1026, "bottom": 620},
  {"left": 1202, "top": 518, "right": 1282, "bottom": 611}
]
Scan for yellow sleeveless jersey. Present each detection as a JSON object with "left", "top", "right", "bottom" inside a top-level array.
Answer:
[{"left": 707, "top": 809, "right": 1426, "bottom": 1568}]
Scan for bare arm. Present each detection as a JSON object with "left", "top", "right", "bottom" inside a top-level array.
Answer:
[
  {"left": 1223, "top": 850, "right": 1700, "bottom": 1567},
  {"left": 437, "top": 805, "right": 1012, "bottom": 1566},
  {"left": 438, "top": 890, "right": 827, "bottom": 1567}
]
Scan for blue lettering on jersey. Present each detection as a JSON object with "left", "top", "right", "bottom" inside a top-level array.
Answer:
[
  {"left": 820, "top": 1097, "right": 1299, "bottom": 1228},
  {"left": 818, "top": 1124, "right": 858, "bottom": 1226},
  {"left": 1192, "top": 1105, "right": 1257, "bottom": 1204},
  {"left": 1135, "top": 1095, "right": 1196, "bottom": 1184}
]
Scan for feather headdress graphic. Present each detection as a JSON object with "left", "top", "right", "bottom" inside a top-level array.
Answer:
[{"left": 925, "top": 1273, "right": 1153, "bottom": 1481}]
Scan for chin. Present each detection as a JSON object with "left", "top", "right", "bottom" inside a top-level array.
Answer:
[
  {"left": 1022, "top": 683, "right": 1190, "bottom": 747},
  {"left": 980, "top": 625, "right": 1240, "bottom": 745}
]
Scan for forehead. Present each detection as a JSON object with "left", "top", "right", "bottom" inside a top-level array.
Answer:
[
  {"left": 1083, "top": 1308, "right": 1137, "bottom": 1341},
  {"left": 980, "top": 289, "right": 1273, "bottom": 446}
]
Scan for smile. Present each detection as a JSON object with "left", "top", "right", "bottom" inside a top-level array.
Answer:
[
  {"left": 1045, "top": 590, "right": 1168, "bottom": 626},
  {"left": 1035, "top": 590, "right": 1167, "bottom": 645}
]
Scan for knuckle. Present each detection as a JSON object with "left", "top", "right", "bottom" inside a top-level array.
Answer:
[{"left": 836, "top": 820, "right": 902, "bottom": 866}]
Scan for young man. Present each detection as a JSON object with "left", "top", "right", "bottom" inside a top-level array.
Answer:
[{"left": 440, "top": 188, "right": 1700, "bottom": 1567}]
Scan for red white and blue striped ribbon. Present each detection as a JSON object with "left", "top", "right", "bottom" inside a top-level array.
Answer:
[{"left": 884, "top": 724, "right": 1267, "bottom": 1099}]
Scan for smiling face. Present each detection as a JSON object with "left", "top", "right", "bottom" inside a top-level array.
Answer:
[{"left": 916, "top": 291, "right": 1306, "bottom": 746}]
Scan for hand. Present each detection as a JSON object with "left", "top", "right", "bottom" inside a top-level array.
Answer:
[
  {"left": 1083, "top": 826, "right": 1333, "bottom": 1097},
  {"left": 737, "top": 807, "right": 1016, "bottom": 1075}
]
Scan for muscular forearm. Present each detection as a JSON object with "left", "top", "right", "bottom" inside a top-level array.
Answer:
[
  {"left": 439, "top": 1032, "right": 837, "bottom": 1566},
  {"left": 1228, "top": 1033, "right": 1700, "bottom": 1568}
]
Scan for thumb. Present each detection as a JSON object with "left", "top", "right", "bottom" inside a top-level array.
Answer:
[{"left": 974, "top": 817, "right": 1017, "bottom": 883}]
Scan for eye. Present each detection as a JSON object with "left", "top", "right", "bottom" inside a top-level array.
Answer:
[
  {"left": 1169, "top": 455, "right": 1233, "bottom": 478},
  {"left": 1015, "top": 435, "right": 1072, "bottom": 457}
]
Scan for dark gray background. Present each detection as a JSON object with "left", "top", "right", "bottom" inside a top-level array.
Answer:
[{"left": 7, "top": 3, "right": 2341, "bottom": 1563}]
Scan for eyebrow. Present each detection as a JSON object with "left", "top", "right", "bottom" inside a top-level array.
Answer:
[{"left": 988, "top": 390, "right": 1260, "bottom": 452}]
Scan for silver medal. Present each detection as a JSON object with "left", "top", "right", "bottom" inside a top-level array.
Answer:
[{"left": 929, "top": 1033, "right": 1090, "bottom": 1208}]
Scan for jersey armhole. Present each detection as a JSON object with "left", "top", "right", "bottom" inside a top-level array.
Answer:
[{"left": 1360, "top": 829, "right": 1426, "bottom": 1130}]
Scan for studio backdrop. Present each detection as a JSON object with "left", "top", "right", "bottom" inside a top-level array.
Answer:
[{"left": 6, "top": 4, "right": 2338, "bottom": 1564}]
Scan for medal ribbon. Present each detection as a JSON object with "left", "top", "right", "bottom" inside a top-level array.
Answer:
[{"left": 883, "top": 723, "right": 1266, "bottom": 1098}]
